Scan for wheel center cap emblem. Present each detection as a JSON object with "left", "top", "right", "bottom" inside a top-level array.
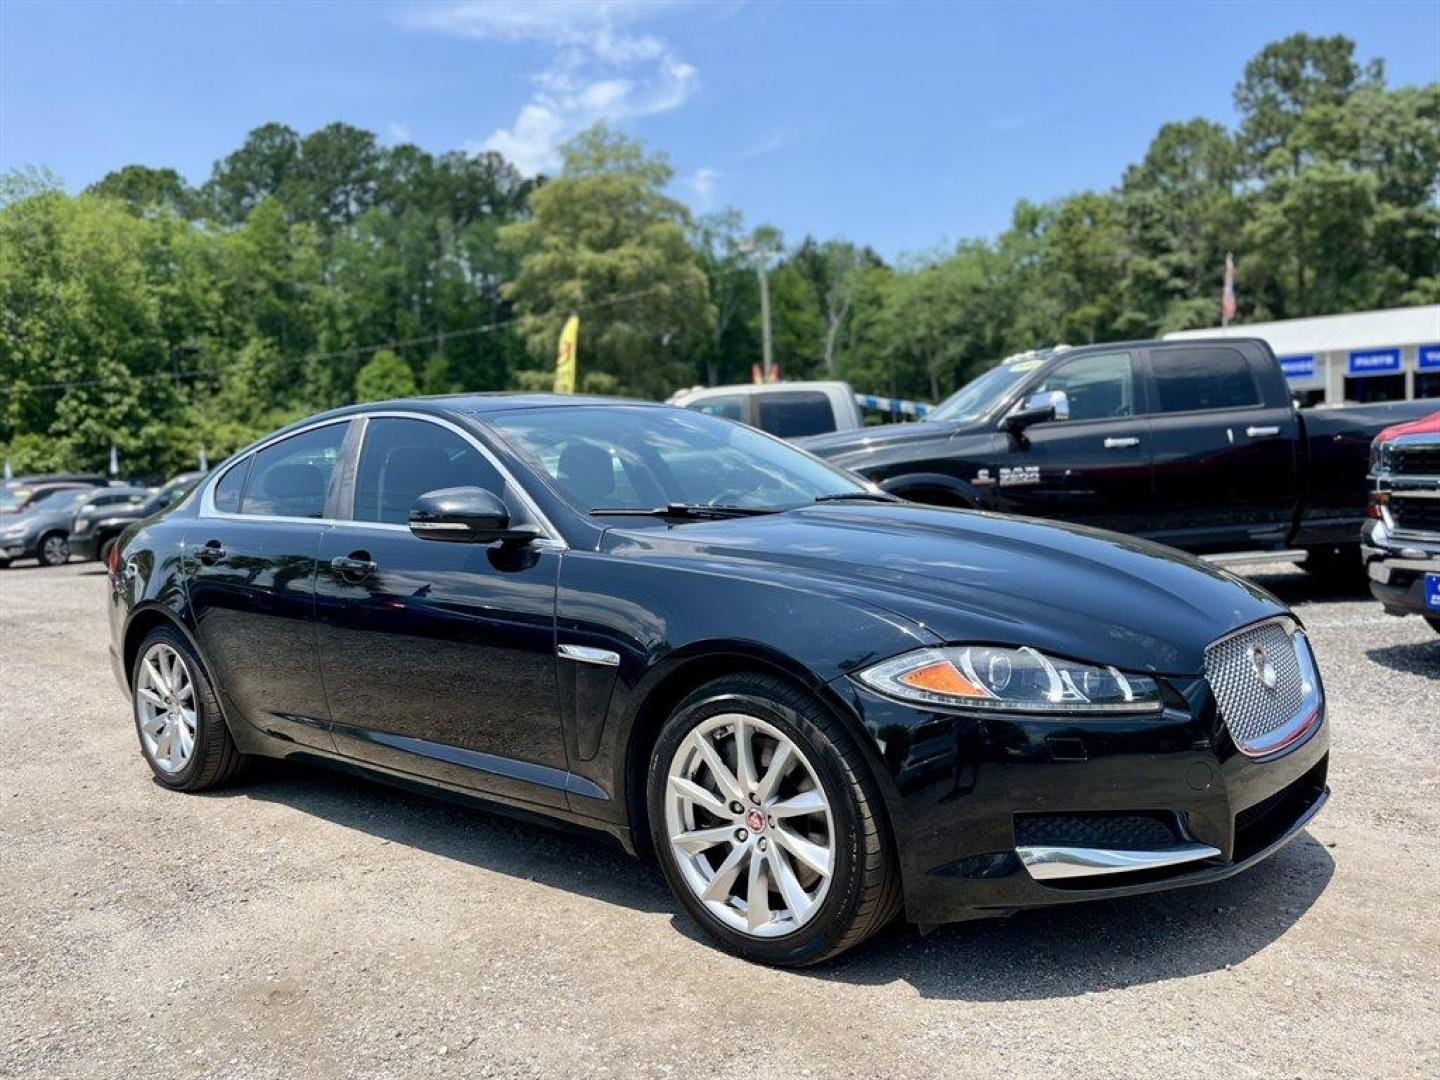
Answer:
[
  {"left": 745, "top": 808, "right": 766, "bottom": 833},
  {"left": 1249, "top": 644, "right": 1277, "bottom": 690}
]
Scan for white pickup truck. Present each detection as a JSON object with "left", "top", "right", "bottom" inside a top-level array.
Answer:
[{"left": 669, "top": 381, "right": 930, "bottom": 438}]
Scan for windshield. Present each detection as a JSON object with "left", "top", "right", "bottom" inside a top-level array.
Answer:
[
  {"left": 487, "top": 405, "right": 871, "bottom": 513},
  {"left": 927, "top": 361, "right": 1036, "bottom": 423}
]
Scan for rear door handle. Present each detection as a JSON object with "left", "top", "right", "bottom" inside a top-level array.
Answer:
[
  {"left": 190, "top": 542, "right": 226, "bottom": 564},
  {"left": 1246, "top": 425, "right": 1281, "bottom": 438},
  {"left": 1103, "top": 437, "right": 1140, "bottom": 449},
  {"left": 330, "top": 553, "right": 378, "bottom": 580}
]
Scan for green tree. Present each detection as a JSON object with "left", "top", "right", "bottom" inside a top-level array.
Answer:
[
  {"left": 87, "top": 165, "right": 200, "bottom": 218},
  {"left": 499, "top": 124, "right": 714, "bottom": 398},
  {"left": 354, "top": 349, "right": 417, "bottom": 402}
]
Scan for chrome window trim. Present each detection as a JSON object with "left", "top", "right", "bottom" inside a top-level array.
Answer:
[
  {"left": 198, "top": 418, "right": 351, "bottom": 525},
  {"left": 197, "top": 410, "right": 568, "bottom": 550}
]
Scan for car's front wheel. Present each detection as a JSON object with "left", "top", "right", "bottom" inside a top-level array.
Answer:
[
  {"left": 131, "top": 626, "right": 247, "bottom": 791},
  {"left": 647, "top": 673, "right": 901, "bottom": 966},
  {"left": 37, "top": 531, "right": 69, "bottom": 566}
]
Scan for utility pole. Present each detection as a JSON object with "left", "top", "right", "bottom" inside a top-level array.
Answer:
[{"left": 740, "top": 231, "right": 778, "bottom": 380}]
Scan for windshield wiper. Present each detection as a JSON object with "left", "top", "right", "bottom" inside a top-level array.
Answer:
[
  {"left": 590, "top": 502, "right": 778, "bottom": 520},
  {"left": 811, "top": 491, "right": 901, "bottom": 504}
]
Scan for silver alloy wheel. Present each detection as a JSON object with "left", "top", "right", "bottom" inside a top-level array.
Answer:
[
  {"left": 41, "top": 534, "right": 68, "bottom": 565},
  {"left": 136, "top": 643, "right": 198, "bottom": 774},
  {"left": 664, "top": 712, "right": 835, "bottom": 938}
]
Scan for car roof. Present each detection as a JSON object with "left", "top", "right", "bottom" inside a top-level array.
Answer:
[{"left": 296, "top": 393, "right": 666, "bottom": 426}]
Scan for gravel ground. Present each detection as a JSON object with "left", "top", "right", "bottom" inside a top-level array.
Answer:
[{"left": 1, "top": 560, "right": 1437, "bottom": 1079}]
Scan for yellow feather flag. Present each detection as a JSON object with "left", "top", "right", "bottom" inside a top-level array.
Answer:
[{"left": 555, "top": 314, "right": 579, "bottom": 395}]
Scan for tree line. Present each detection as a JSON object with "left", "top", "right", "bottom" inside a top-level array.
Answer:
[{"left": 1, "top": 33, "right": 1435, "bottom": 478}]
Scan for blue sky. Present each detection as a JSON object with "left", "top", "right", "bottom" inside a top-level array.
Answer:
[{"left": 2, "top": 1, "right": 1437, "bottom": 258}]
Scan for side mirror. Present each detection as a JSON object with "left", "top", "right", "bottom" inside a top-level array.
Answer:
[
  {"left": 409, "top": 486, "right": 540, "bottom": 546},
  {"left": 1003, "top": 389, "right": 1070, "bottom": 433}
]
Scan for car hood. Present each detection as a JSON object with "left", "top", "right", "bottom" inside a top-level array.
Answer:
[
  {"left": 600, "top": 503, "right": 1287, "bottom": 675},
  {"left": 799, "top": 420, "right": 960, "bottom": 460},
  {"left": 0, "top": 508, "right": 65, "bottom": 531}
]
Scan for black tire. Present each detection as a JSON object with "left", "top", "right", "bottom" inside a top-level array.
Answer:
[
  {"left": 1425, "top": 616, "right": 1440, "bottom": 636},
  {"left": 37, "top": 531, "right": 69, "bottom": 567},
  {"left": 97, "top": 535, "right": 117, "bottom": 566},
  {"left": 130, "top": 624, "right": 248, "bottom": 791},
  {"left": 1301, "top": 544, "right": 1365, "bottom": 585},
  {"left": 646, "top": 672, "right": 901, "bottom": 966}
]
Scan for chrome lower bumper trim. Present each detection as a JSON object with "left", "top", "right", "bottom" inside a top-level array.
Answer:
[{"left": 1018, "top": 842, "right": 1222, "bottom": 881}]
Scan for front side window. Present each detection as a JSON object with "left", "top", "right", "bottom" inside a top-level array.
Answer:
[
  {"left": 239, "top": 423, "right": 347, "bottom": 519},
  {"left": 757, "top": 392, "right": 836, "bottom": 437},
  {"left": 488, "top": 405, "right": 869, "bottom": 513},
  {"left": 353, "top": 417, "right": 506, "bottom": 525},
  {"left": 1151, "top": 347, "right": 1260, "bottom": 413},
  {"left": 1031, "top": 352, "right": 1137, "bottom": 422}
]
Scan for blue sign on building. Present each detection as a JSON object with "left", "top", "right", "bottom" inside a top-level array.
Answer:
[
  {"left": 1279, "top": 354, "right": 1316, "bottom": 380},
  {"left": 1347, "top": 348, "right": 1402, "bottom": 376},
  {"left": 1419, "top": 344, "right": 1440, "bottom": 371}
]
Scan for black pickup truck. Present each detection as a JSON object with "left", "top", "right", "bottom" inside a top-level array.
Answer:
[{"left": 801, "top": 337, "right": 1439, "bottom": 575}]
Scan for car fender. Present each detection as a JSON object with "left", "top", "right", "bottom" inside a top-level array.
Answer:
[{"left": 879, "top": 472, "right": 985, "bottom": 508}]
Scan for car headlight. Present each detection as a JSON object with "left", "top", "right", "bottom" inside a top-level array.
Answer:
[
  {"left": 74, "top": 517, "right": 90, "bottom": 532},
  {"left": 1, "top": 525, "right": 27, "bottom": 540},
  {"left": 856, "top": 646, "right": 1163, "bottom": 714}
]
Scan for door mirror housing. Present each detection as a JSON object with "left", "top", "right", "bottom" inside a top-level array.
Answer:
[
  {"left": 409, "top": 487, "right": 540, "bottom": 546},
  {"left": 1003, "top": 389, "right": 1070, "bottom": 433}
]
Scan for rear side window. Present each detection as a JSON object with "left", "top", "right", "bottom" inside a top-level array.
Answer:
[
  {"left": 757, "top": 392, "right": 836, "bottom": 437},
  {"left": 688, "top": 394, "right": 745, "bottom": 421},
  {"left": 213, "top": 460, "right": 248, "bottom": 513},
  {"left": 353, "top": 417, "right": 505, "bottom": 525},
  {"left": 1151, "top": 347, "right": 1260, "bottom": 413},
  {"left": 239, "top": 423, "right": 347, "bottom": 519}
]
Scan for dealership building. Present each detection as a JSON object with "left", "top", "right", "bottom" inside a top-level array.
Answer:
[{"left": 1165, "top": 304, "right": 1440, "bottom": 407}]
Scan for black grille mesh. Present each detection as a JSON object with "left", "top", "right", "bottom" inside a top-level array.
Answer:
[
  {"left": 1015, "top": 813, "right": 1178, "bottom": 850},
  {"left": 1391, "top": 497, "right": 1440, "bottom": 534}
]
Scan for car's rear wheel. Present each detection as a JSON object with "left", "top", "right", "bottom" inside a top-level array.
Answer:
[
  {"left": 647, "top": 673, "right": 901, "bottom": 966},
  {"left": 37, "top": 532, "right": 69, "bottom": 566},
  {"left": 131, "top": 626, "right": 247, "bottom": 791}
]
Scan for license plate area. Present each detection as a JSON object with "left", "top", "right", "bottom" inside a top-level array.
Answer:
[{"left": 1425, "top": 573, "right": 1440, "bottom": 611}]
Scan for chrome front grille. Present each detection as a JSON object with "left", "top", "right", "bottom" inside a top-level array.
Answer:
[
  {"left": 1204, "top": 618, "right": 1323, "bottom": 758},
  {"left": 1388, "top": 441, "right": 1440, "bottom": 478}
]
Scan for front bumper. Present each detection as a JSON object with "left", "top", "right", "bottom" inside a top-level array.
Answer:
[
  {"left": 1363, "top": 518, "right": 1440, "bottom": 618},
  {"left": 0, "top": 534, "right": 37, "bottom": 560},
  {"left": 831, "top": 673, "right": 1329, "bottom": 925}
]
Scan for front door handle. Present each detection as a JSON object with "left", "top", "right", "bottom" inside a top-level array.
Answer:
[
  {"left": 1103, "top": 436, "right": 1140, "bottom": 449},
  {"left": 330, "top": 553, "right": 378, "bottom": 580},
  {"left": 1246, "top": 425, "right": 1281, "bottom": 438},
  {"left": 190, "top": 542, "right": 226, "bottom": 565}
]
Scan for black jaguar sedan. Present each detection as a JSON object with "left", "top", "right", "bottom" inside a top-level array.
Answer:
[{"left": 108, "top": 395, "right": 1329, "bottom": 965}]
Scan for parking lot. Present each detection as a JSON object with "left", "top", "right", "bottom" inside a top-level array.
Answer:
[{"left": 1, "top": 560, "right": 1436, "bottom": 1079}]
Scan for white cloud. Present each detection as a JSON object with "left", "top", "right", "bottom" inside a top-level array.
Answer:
[
  {"left": 738, "top": 129, "right": 784, "bottom": 160},
  {"left": 387, "top": 120, "right": 413, "bottom": 143},
  {"left": 684, "top": 166, "right": 720, "bottom": 209},
  {"left": 404, "top": 1, "right": 699, "bottom": 176}
]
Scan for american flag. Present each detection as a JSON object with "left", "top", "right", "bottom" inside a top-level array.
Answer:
[{"left": 1221, "top": 251, "right": 1236, "bottom": 326}]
